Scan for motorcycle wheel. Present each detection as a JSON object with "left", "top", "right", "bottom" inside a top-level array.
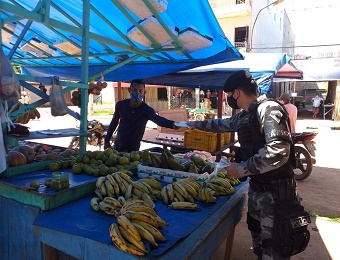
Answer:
[{"left": 294, "top": 145, "right": 313, "bottom": 180}]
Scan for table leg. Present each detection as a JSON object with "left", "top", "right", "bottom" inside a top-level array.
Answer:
[
  {"left": 224, "top": 228, "right": 235, "bottom": 260},
  {"left": 44, "top": 244, "right": 57, "bottom": 260}
]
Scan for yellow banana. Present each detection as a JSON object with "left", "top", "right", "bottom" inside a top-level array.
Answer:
[
  {"left": 132, "top": 187, "right": 144, "bottom": 197},
  {"left": 123, "top": 211, "right": 159, "bottom": 228},
  {"left": 132, "top": 223, "right": 158, "bottom": 248},
  {"left": 204, "top": 187, "right": 217, "bottom": 203},
  {"left": 131, "top": 181, "right": 149, "bottom": 194},
  {"left": 180, "top": 182, "right": 199, "bottom": 199},
  {"left": 178, "top": 178, "right": 200, "bottom": 192},
  {"left": 166, "top": 184, "right": 174, "bottom": 202},
  {"left": 173, "top": 189, "right": 186, "bottom": 202},
  {"left": 171, "top": 202, "right": 201, "bottom": 211},
  {"left": 117, "top": 196, "right": 126, "bottom": 206},
  {"left": 161, "top": 186, "right": 169, "bottom": 205},
  {"left": 122, "top": 205, "right": 157, "bottom": 217},
  {"left": 153, "top": 190, "right": 162, "bottom": 200},
  {"left": 99, "top": 201, "right": 116, "bottom": 211},
  {"left": 90, "top": 197, "right": 101, "bottom": 211},
  {"left": 172, "top": 182, "right": 188, "bottom": 199},
  {"left": 153, "top": 215, "right": 169, "bottom": 227},
  {"left": 123, "top": 198, "right": 151, "bottom": 210},
  {"left": 96, "top": 177, "right": 106, "bottom": 188},
  {"left": 100, "top": 183, "right": 107, "bottom": 196},
  {"left": 117, "top": 172, "right": 133, "bottom": 184},
  {"left": 141, "top": 193, "right": 155, "bottom": 209},
  {"left": 117, "top": 215, "right": 141, "bottom": 242},
  {"left": 138, "top": 181, "right": 156, "bottom": 201},
  {"left": 95, "top": 188, "right": 103, "bottom": 200},
  {"left": 131, "top": 220, "right": 166, "bottom": 242},
  {"left": 118, "top": 225, "right": 148, "bottom": 254},
  {"left": 138, "top": 178, "right": 162, "bottom": 190},
  {"left": 107, "top": 175, "right": 120, "bottom": 197},
  {"left": 125, "top": 184, "right": 133, "bottom": 200},
  {"left": 104, "top": 180, "right": 115, "bottom": 197},
  {"left": 109, "top": 223, "right": 128, "bottom": 251},
  {"left": 112, "top": 174, "right": 126, "bottom": 195},
  {"left": 103, "top": 197, "right": 123, "bottom": 208}
]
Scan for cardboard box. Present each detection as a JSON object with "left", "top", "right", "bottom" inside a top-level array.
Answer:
[
  {"left": 137, "top": 163, "right": 212, "bottom": 183},
  {"left": 127, "top": 16, "right": 178, "bottom": 48},
  {"left": 157, "top": 108, "right": 188, "bottom": 134},
  {"left": 118, "top": 0, "right": 168, "bottom": 20}
]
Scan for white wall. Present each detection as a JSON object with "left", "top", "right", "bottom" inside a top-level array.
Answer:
[
  {"left": 218, "top": 15, "right": 252, "bottom": 44},
  {"left": 251, "top": 0, "right": 292, "bottom": 53}
]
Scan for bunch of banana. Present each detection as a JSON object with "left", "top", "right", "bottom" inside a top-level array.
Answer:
[
  {"left": 125, "top": 179, "right": 162, "bottom": 201},
  {"left": 160, "top": 180, "right": 198, "bottom": 205},
  {"left": 216, "top": 171, "right": 241, "bottom": 186},
  {"left": 90, "top": 196, "right": 125, "bottom": 216},
  {"left": 94, "top": 171, "right": 133, "bottom": 199},
  {"left": 206, "top": 176, "right": 236, "bottom": 196},
  {"left": 109, "top": 198, "right": 167, "bottom": 255},
  {"left": 197, "top": 185, "right": 217, "bottom": 203},
  {"left": 13, "top": 108, "right": 41, "bottom": 124}
]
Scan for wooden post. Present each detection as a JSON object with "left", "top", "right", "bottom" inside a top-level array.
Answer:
[{"left": 117, "top": 82, "right": 122, "bottom": 101}]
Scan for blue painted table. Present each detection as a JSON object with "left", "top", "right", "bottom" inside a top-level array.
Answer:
[{"left": 33, "top": 182, "right": 249, "bottom": 260}]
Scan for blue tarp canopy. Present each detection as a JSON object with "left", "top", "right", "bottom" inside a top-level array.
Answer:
[
  {"left": 143, "top": 53, "right": 290, "bottom": 94},
  {"left": 0, "top": 0, "right": 243, "bottom": 81}
]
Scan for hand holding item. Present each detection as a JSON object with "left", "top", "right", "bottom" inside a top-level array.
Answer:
[
  {"left": 185, "top": 121, "right": 196, "bottom": 129},
  {"left": 174, "top": 121, "right": 193, "bottom": 129},
  {"left": 225, "top": 162, "right": 240, "bottom": 178}
]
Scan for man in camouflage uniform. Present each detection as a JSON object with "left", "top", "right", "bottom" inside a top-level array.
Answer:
[{"left": 188, "top": 70, "right": 301, "bottom": 259}]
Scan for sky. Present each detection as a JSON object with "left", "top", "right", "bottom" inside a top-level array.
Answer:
[{"left": 281, "top": 0, "right": 340, "bottom": 57}]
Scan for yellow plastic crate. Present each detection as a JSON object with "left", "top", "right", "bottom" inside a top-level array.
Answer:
[
  {"left": 184, "top": 130, "right": 217, "bottom": 152},
  {"left": 184, "top": 130, "right": 232, "bottom": 152}
]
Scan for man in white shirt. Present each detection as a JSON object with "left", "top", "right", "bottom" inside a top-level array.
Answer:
[{"left": 311, "top": 93, "right": 323, "bottom": 119}]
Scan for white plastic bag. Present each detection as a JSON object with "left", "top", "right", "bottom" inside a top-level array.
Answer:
[
  {"left": 0, "top": 49, "right": 21, "bottom": 101},
  {"left": 49, "top": 78, "right": 68, "bottom": 116}
]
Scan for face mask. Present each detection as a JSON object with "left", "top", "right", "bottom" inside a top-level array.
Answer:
[
  {"left": 130, "top": 92, "right": 144, "bottom": 102},
  {"left": 227, "top": 92, "right": 240, "bottom": 109}
]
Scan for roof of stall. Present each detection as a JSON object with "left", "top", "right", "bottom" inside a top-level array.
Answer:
[
  {"left": 0, "top": 0, "right": 243, "bottom": 82},
  {"left": 143, "top": 53, "right": 290, "bottom": 94}
]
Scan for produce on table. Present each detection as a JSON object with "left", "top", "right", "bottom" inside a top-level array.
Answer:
[
  {"left": 8, "top": 151, "right": 27, "bottom": 166},
  {"left": 29, "top": 181, "right": 40, "bottom": 190},
  {"left": 108, "top": 198, "right": 167, "bottom": 256},
  {"left": 11, "top": 145, "right": 35, "bottom": 163}
]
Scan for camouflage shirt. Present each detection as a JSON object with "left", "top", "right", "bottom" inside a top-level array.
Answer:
[{"left": 194, "top": 95, "right": 292, "bottom": 177}]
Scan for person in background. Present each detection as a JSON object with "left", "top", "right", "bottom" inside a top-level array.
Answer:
[
  {"left": 311, "top": 93, "right": 323, "bottom": 119},
  {"left": 278, "top": 92, "right": 298, "bottom": 133},
  {"left": 187, "top": 70, "right": 308, "bottom": 259},
  {"left": 104, "top": 79, "right": 179, "bottom": 152}
]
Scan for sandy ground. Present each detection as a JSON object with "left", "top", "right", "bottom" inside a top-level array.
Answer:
[{"left": 21, "top": 108, "right": 340, "bottom": 260}]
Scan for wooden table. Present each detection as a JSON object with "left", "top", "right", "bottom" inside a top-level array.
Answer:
[{"left": 33, "top": 181, "right": 249, "bottom": 260}]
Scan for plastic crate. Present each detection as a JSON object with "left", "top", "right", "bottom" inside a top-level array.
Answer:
[
  {"left": 184, "top": 130, "right": 232, "bottom": 152},
  {"left": 184, "top": 130, "right": 217, "bottom": 152}
]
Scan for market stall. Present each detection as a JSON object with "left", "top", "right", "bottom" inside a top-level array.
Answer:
[{"left": 0, "top": 0, "right": 246, "bottom": 259}]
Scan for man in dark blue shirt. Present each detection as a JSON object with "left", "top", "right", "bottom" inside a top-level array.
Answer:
[{"left": 104, "top": 79, "right": 177, "bottom": 152}]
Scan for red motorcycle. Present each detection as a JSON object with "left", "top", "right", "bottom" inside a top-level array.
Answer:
[{"left": 292, "top": 132, "right": 317, "bottom": 180}]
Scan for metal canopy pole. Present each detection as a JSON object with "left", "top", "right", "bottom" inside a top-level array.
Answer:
[{"left": 79, "top": 0, "right": 90, "bottom": 154}]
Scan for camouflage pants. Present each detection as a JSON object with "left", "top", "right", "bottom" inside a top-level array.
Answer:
[{"left": 248, "top": 186, "right": 290, "bottom": 260}]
